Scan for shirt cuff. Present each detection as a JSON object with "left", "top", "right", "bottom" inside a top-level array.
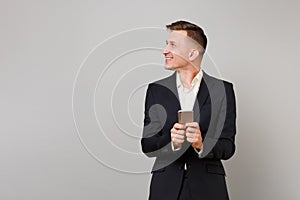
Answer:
[
  {"left": 194, "top": 144, "right": 203, "bottom": 157},
  {"left": 171, "top": 142, "right": 181, "bottom": 151}
]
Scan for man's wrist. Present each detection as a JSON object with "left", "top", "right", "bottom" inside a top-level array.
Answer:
[
  {"left": 171, "top": 142, "right": 181, "bottom": 151},
  {"left": 192, "top": 142, "right": 203, "bottom": 149},
  {"left": 193, "top": 143, "right": 204, "bottom": 157}
]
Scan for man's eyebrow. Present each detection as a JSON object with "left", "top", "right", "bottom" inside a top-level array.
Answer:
[{"left": 166, "top": 40, "right": 176, "bottom": 44}]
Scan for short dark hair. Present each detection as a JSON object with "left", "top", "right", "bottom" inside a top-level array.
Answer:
[{"left": 166, "top": 20, "right": 207, "bottom": 52}]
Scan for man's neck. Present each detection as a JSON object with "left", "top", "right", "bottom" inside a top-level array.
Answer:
[{"left": 177, "top": 66, "right": 200, "bottom": 88}]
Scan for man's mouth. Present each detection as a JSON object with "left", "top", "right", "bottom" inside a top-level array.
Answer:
[{"left": 165, "top": 57, "right": 173, "bottom": 60}]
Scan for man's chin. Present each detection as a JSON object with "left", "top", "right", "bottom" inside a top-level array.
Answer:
[{"left": 164, "top": 65, "right": 175, "bottom": 71}]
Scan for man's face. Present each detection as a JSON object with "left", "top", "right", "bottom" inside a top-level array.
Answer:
[{"left": 163, "top": 30, "right": 190, "bottom": 70}]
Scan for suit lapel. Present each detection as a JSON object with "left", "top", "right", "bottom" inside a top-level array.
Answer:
[
  {"left": 193, "top": 71, "right": 209, "bottom": 122},
  {"left": 167, "top": 72, "right": 180, "bottom": 105},
  {"left": 156, "top": 72, "right": 181, "bottom": 110}
]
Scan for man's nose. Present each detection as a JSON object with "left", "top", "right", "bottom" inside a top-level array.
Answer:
[{"left": 162, "top": 47, "right": 170, "bottom": 55}]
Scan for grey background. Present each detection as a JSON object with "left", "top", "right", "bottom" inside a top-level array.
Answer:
[{"left": 1, "top": 0, "right": 300, "bottom": 199}]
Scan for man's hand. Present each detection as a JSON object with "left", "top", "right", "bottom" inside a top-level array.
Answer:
[
  {"left": 171, "top": 123, "right": 186, "bottom": 149},
  {"left": 186, "top": 122, "right": 203, "bottom": 149}
]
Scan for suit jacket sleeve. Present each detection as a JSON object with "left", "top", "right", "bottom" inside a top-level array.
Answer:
[
  {"left": 141, "top": 84, "right": 172, "bottom": 158},
  {"left": 201, "top": 82, "right": 237, "bottom": 160}
]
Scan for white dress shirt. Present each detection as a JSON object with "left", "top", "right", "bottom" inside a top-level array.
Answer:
[{"left": 171, "top": 69, "right": 204, "bottom": 157}]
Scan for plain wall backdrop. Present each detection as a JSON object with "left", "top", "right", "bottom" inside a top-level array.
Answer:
[{"left": 1, "top": 0, "right": 300, "bottom": 199}]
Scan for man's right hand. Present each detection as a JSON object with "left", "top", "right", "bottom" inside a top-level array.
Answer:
[{"left": 171, "top": 123, "right": 186, "bottom": 149}]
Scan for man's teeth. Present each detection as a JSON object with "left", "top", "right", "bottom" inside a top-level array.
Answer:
[{"left": 166, "top": 58, "right": 173, "bottom": 60}]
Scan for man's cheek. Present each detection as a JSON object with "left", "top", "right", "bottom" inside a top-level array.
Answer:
[{"left": 175, "top": 52, "right": 188, "bottom": 61}]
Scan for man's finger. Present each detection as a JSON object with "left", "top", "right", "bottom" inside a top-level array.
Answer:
[
  {"left": 174, "top": 123, "right": 186, "bottom": 130},
  {"left": 177, "top": 129, "right": 186, "bottom": 135},
  {"left": 186, "top": 126, "right": 197, "bottom": 133},
  {"left": 172, "top": 136, "right": 185, "bottom": 143},
  {"left": 172, "top": 133, "right": 185, "bottom": 140},
  {"left": 186, "top": 132, "right": 196, "bottom": 138},
  {"left": 185, "top": 122, "right": 199, "bottom": 128}
]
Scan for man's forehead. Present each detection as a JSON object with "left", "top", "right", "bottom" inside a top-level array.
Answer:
[{"left": 167, "top": 30, "right": 199, "bottom": 49}]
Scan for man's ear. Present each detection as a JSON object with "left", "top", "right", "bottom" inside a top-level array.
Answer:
[{"left": 188, "top": 49, "right": 199, "bottom": 61}]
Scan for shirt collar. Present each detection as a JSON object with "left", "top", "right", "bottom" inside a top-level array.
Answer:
[{"left": 176, "top": 69, "right": 203, "bottom": 88}]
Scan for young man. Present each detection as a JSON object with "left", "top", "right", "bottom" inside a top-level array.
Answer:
[{"left": 141, "top": 20, "right": 237, "bottom": 200}]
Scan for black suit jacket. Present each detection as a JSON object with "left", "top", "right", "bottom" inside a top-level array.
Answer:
[{"left": 141, "top": 71, "right": 236, "bottom": 200}]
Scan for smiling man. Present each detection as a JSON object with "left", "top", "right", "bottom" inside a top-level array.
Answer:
[{"left": 141, "top": 20, "right": 237, "bottom": 200}]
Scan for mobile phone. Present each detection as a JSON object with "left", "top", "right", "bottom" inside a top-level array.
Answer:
[{"left": 178, "top": 110, "right": 194, "bottom": 124}]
